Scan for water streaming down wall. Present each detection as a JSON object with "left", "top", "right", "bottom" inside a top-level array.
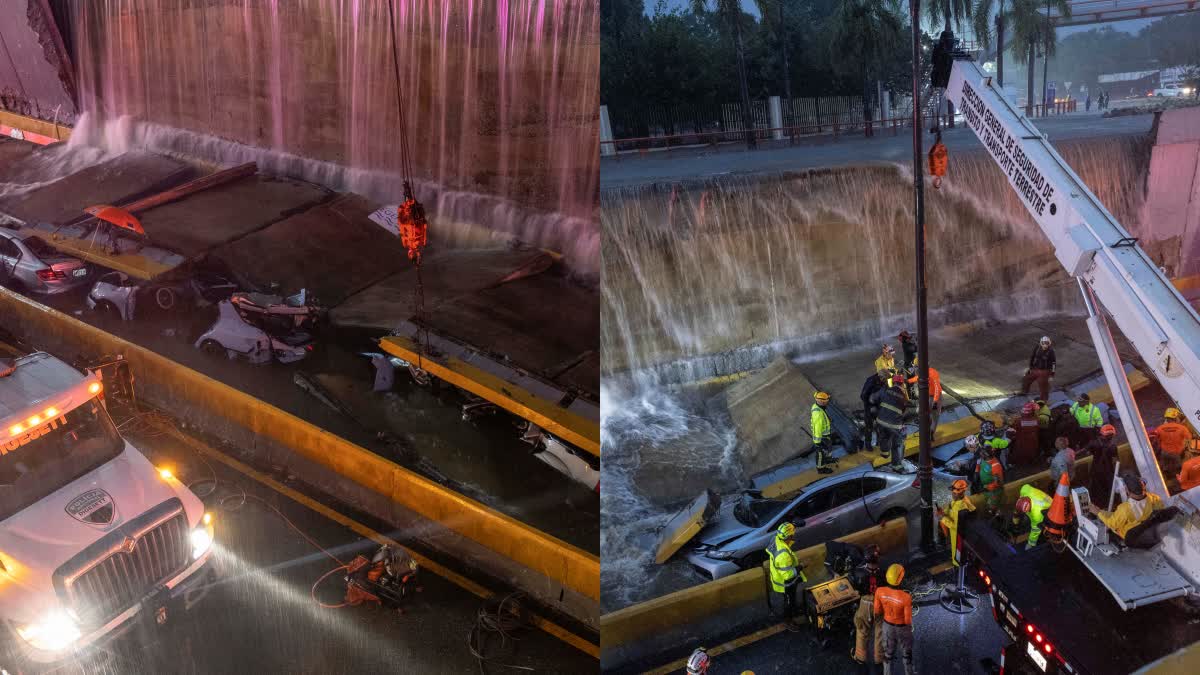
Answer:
[
  {"left": 601, "top": 135, "right": 1153, "bottom": 380},
  {"left": 599, "top": 135, "right": 1154, "bottom": 611},
  {"left": 59, "top": 0, "right": 599, "bottom": 274}
]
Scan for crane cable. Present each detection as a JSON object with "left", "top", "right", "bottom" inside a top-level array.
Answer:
[{"left": 386, "top": 0, "right": 430, "bottom": 372}]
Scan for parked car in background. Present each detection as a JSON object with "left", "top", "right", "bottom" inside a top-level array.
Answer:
[
  {"left": 1153, "top": 84, "right": 1192, "bottom": 97},
  {"left": 0, "top": 228, "right": 91, "bottom": 295},
  {"left": 684, "top": 461, "right": 921, "bottom": 580}
]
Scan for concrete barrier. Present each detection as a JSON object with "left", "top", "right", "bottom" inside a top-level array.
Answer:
[
  {"left": 0, "top": 288, "right": 599, "bottom": 623},
  {"left": 0, "top": 110, "right": 71, "bottom": 145}
]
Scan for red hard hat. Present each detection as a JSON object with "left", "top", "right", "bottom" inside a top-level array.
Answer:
[
  {"left": 1022, "top": 402, "right": 1037, "bottom": 416},
  {"left": 1016, "top": 497, "right": 1032, "bottom": 513},
  {"left": 1101, "top": 424, "right": 1116, "bottom": 436}
]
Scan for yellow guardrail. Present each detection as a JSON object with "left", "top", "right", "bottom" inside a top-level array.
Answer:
[
  {"left": 0, "top": 289, "right": 599, "bottom": 604},
  {"left": 380, "top": 335, "right": 600, "bottom": 457}
]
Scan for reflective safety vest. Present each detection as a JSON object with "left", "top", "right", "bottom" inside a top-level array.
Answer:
[
  {"left": 1037, "top": 404, "right": 1052, "bottom": 429},
  {"left": 1019, "top": 484, "right": 1052, "bottom": 545},
  {"left": 1071, "top": 403, "right": 1102, "bottom": 429},
  {"left": 766, "top": 535, "right": 801, "bottom": 593},
  {"left": 811, "top": 403, "right": 831, "bottom": 443},
  {"left": 978, "top": 457, "right": 1004, "bottom": 490},
  {"left": 874, "top": 354, "right": 895, "bottom": 375}
]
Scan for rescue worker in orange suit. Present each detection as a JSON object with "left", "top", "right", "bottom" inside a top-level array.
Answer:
[
  {"left": 976, "top": 445, "right": 1005, "bottom": 514},
  {"left": 875, "top": 344, "right": 897, "bottom": 377},
  {"left": 1178, "top": 444, "right": 1200, "bottom": 492},
  {"left": 875, "top": 564, "right": 914, "bottom": 675},
  {"left": 1020, "top": 336, "right": 1056, "bottom": 401},
  {"left": 851, "top": 545, "right": 884, "bottom": 669},
  {"left": 938, "top": 479, "right": 975, "bottom": 566},
  {"left": 906, "top": 356, "right": 941, "bottom": 436},
  {"left": 1012, "top": 402, "right": 1041, "bottom": 465},
  {"left": 1153, "top": 408, "right": 1194, "bottom": 478},
  {"left": 1085, "top": 425, "right": 1119, "bottom": 508}
]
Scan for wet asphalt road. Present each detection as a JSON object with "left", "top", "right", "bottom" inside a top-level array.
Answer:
[{"left": 35, "top": 422, "right": 594, "bottom": 675}]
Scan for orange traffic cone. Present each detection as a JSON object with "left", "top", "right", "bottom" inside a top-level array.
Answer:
[{"left": 1043, "top": 472, "right": 1075, "bottom": 543}]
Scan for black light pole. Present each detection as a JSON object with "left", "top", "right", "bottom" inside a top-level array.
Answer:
[{"left": 909, "top": 0, "right": 935, "bottom": 554}]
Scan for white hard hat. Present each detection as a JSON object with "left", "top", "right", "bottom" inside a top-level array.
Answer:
[
  {"left": 965, "top": 435, "right": 980, "bottom": 448},
  {"left": 1040, "top": 336, "right": 1052, "bottom": 344},
  {"left": 687, "top": 648, "right": 710, "bottom": 674}
]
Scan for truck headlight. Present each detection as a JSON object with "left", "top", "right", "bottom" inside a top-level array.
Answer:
[
  {"left": 17, "top": 610, "right": 81, "bottom": 652},
  {"left": 190, "top": 513, "right": 214, "bottom": 560}
]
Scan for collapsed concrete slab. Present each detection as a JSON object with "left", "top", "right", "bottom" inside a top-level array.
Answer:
[
  {"left": 718, "top": 356, "right": 820, "bottom": 476},
  {"left": 329, "top": 247, "right": 557, "bottom": 331},
  {"left": 137, "top": 174, "right": 331, "bottom": 258},
  {"left": 0, "top": 151, "right": 191, "bottom": 225}
]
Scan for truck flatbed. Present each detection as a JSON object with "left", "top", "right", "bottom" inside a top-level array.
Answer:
[{"left": 984, "top": 541, "right": 1200, "bottom": 674}]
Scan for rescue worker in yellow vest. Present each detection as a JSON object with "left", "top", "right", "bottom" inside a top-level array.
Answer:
[
  {"left": 1015, "top": 483, "right": 1052, "bottom": 549},
  {"left": 1035, "top": 399, "right": 1054, "bottom": 459},
  {"left": 1090, "top": 474, "right": 1165, "bottom": 542},
  {"left": 875, "top": 344, "right": 897, "bottom": 377},
  {"left": 766, "top": 522, "right": 806, "bottom": 620},
  {"left": 938, "top": 479, "right": 975, "bottom": 566},
  {"left": 813, "top": 391, "right": 834, "bottom": 474},
  {"left": 1070, "top": 392, "right": 1103, "bottom": 448}
]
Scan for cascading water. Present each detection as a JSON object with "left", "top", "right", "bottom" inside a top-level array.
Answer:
[
  {"left": 599, "top": 135, "right": 1153, "bottom": 610},
  {"left": 55, "top": 0, "right": 599, "bottom": 274}
]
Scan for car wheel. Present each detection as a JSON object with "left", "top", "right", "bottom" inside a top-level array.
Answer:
[
  {"left": 878, "top": 507, "right": 906, "bottom": 524},
  {"left": 155, "top": 286, "right": 177, "bottom": 311},
  {"left": 199, "top": 339, "right": 225, "bottom": 357},
  {"left": 736, "top": 551, "right": 767, "bottom": 570}
]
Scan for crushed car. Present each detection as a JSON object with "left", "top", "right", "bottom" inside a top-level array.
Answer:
[
  {"left": 677, "top": 460, "right": 922, "bottom": 580},
  {"left": 194, "top": 299, "right": 313, "bottom": 364}
]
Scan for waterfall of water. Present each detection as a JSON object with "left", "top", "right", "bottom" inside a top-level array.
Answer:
[{"left": 56, "top": 0, "right": 599, "bottom": 274}]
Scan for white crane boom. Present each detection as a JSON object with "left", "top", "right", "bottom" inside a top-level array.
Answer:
[
  {"left": 944, "top": 59, "right": 1200, "bottom": 607},
  {"left": 944, "top": 60, "right": 1200, "bottom": 498}
]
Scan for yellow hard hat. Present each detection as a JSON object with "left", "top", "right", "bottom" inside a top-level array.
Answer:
[
  {"left": 814, "top": 391, "right": 831, "bottom": 403},
  {"left": 886, "top": 563, "right": 905, "bottom": 586},
  {"left": 778, "top": 522, "right": 796, "bottom": 539},
  {"left": 913, "top": 356, "right": 919, "bottom": 366},
  {"left": 1165, "top": 408, "right": 1181, "bottom": 420}
]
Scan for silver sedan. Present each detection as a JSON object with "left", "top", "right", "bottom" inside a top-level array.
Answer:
[
  {"left": 685, "top": 462, "right": 921, "bottom": 580},
  {"left": 0, "top": 228, "right": 91, "bottom": 295}
]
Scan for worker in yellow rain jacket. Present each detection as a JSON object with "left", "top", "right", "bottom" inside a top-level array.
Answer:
[
  {"left": 812, "top": 391, "right": 834, "bottom": 474},
  {"left": 939, "top": 479, "right": 975, "bottom": 565},
  {"left": 1090, "top": 474, "right": 1164, "bottom": 541},
  {"left": 874, "top": 344, "right": 896, "bottom": 376},
  {"left": 1015, "top": 483, "right": 1052, "bottom": 549},
  {"left": 766, "top": 522, "right": 806, "bottom": 620}
]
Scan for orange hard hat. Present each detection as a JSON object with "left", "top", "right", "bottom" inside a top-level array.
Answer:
[
  {"left": 951, "top": 479, "right": 969, "bottom": 494},
  {"left": 1101, "top": 424, "right": 1116, "bottom": 437}
]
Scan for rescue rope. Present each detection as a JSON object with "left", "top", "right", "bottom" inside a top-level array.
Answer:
[{"left": 386, "top": 0, "right": 431, "bottom": 372}]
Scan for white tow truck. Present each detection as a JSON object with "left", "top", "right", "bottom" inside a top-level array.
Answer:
[
  {"left": 940, "top": 53, "right": 1200, "bottom": 674},
  {"left": 0, "top": 352, "right": 215, "bottom": 668}
]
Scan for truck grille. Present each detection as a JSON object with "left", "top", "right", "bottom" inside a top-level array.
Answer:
[{"left": 54, "top": 498, "right": 191, "bottom": 627}]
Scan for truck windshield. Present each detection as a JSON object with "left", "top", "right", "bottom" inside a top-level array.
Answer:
[{"left": 0, "top": 399, "right": 124, "bottom": 521}]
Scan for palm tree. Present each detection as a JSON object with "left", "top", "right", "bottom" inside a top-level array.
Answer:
[
  {"left": 692, "top": 0, "right": 756, "bottom": 149},
  {"left": 826, "top": 0, "right": 905, "bottom": 136},
  {"left": 926, "top": 0, "right": 972, "bottom": 34},
  {"left": 970, "top": 0, "right": 1006, "bottom": 86}
]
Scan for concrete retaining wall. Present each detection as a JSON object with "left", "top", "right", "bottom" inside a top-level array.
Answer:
[{"left": 0, "top": 287, "right": 599, "bottom": 627}]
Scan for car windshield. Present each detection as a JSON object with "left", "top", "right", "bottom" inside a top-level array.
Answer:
[
  {"left": 734, "top": 493, "right": 788, "bottom": 527},
  {"left": 0, "top": 399, "right": 124, "bottom": 521},
  {"left": 20, "top": 235, "right": 57, "bottom": 258}
]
